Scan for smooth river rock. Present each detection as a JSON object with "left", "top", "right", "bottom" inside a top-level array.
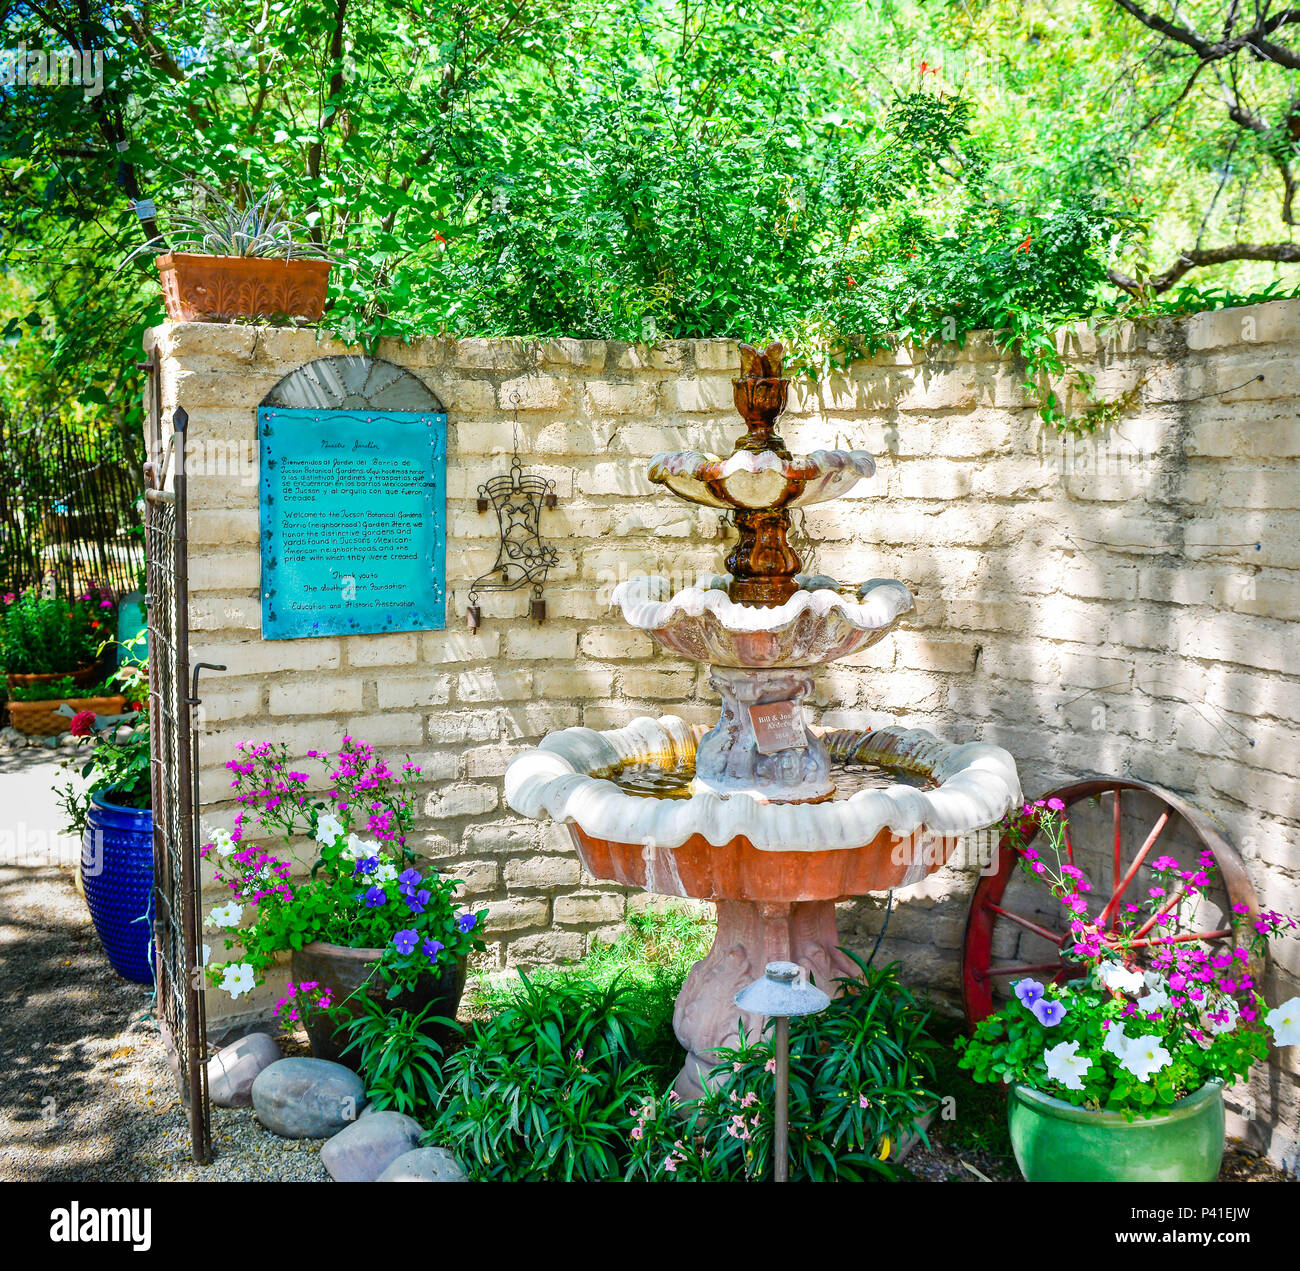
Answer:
[
  {"left": 250, "top": 1057, "right": 366, "bottom": 1139},
  {"left": 320, "top": 1110, "right": 424, "bottom": 1182},
  {"left": 376, "top": 1146, "right": 468, "bottom": 1182},
  {"left": 207, "top": 1032, "right": 282, "bottom": 1108}
]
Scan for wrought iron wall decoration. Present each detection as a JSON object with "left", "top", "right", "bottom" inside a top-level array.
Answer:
[{"left": 468, "top": 393, "right": 559, "bottom": 628}]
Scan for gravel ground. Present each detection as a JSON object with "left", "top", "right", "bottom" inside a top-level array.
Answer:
[{"left": 0, "top": 853, "right": 328, "bottom": 1182}]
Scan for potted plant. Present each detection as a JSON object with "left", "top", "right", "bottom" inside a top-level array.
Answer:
[
  {"left": 57, "top": 650, "right": 153, "bottom": 984},
  {"left": 1, "top": 588, "right": 112, "bottom": 691},
  {"left": 123, "top": 183, "right": 336, "bottom": 323},
  {"left": 958, "top": 802, "right": 1299, "bottom": 1182},
  {"left": 7, "top": 672, "right": 128, "bottom": 738},
  {"left": 204, "top": 737, "right": 487, "bottom": 1067}
]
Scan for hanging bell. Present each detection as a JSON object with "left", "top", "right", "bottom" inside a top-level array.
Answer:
[
  {"left": 476, "top": 494, "right": 489, "bottom": 513},
  {"left": 544, "top": 490, "right": 558, "bottom": 509},
  {"left": 530, "top": 596, "right": 547, "bottom": 623},
  {"left": 466, "top": 603, "right": 481, "bottom": 632}
]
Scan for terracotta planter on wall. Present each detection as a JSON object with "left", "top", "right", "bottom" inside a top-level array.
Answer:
[
  {"left": 156, "top": 253, "right": 331, "bottom": 322},
  {"left": 8, "top": 695, "right": 127, "bottom": 737}
]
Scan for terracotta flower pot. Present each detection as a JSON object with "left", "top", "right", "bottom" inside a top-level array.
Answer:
[
  {"left": 6, "top": 662, "right": 99, "bottom": 692},
  {"left": 290, "top": 940, "right": 468, "bottom": 1070},
  {"left": 7, "top": 695, "right": 127, "bottom": 737},
  {"left": 156, "top": 252, "right": 331, "bottom": 322}
]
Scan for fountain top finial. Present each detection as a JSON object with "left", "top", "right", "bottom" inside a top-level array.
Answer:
[{"left": 732, "top": 341, "right": 790, "bottom": 458}]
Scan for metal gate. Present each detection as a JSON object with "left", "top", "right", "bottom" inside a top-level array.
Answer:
[{"left": 142, "top": 351, "right": 213, "bottom": 1164}]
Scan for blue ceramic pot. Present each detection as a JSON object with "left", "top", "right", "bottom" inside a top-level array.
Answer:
[{"left": 81, "top": 793, "right": 154, "bottom": 985}]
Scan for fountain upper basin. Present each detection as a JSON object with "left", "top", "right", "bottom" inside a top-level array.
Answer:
[
  {"left": 504, "top": 716, "right": 1021, "bottom": 901},
  {"left": 648, "top": 448, "right": 876, "bottom": 510}
]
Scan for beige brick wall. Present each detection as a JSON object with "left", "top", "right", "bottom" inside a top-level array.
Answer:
[{"left": 148, "top": 298, "right": 1300, "bottom": 1166}]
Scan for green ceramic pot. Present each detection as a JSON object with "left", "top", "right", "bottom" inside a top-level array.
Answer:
[{"left": 1008, "top": 1079, "right": 1225, "bottom": 1182}]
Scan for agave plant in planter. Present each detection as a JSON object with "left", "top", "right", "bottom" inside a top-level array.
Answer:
[
  {"left": 203, "top": 737, "right": 487, "bottom": 1067},
  {"left": 123, "top": 184, "right": 337, "bottom": 322},
  {"left": 957, "top": 804, "right": 1299, "bottom": 1182}
]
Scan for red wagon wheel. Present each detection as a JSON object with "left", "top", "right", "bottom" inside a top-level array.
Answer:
[{"left": 963, "top": 778, "right": 1260, "bottom": 1025}]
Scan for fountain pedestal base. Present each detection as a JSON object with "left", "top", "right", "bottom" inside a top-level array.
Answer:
[{"left": 671, "top": 897, "right": 856, "bottom": 1101}]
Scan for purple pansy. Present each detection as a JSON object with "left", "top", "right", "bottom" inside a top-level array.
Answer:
[
  {"left": 363, "top": 886, "right": 388, "bottom": 908},
  {"left": 423, "top": 938, "right": 444, "bottom": 961},
  {"left": 1031, "top": 997, "right": 1068, "bottom": 1027},
  {"left": 1014, "top": 978, "right": 1045, "bottom": 1006},
  {"left": 392, "top": 929, "right": 419, "bottom": 955},
  {"left": 456, "top": 912, "right": 477, "bottom": 934}
]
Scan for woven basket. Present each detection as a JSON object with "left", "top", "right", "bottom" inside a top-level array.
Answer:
[{"left": 7, "top": 695, "right": 127, "bottom": 737}]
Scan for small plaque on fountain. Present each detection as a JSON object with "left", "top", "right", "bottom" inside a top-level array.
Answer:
[{"left": 748, "top": 701, "right": 807, "bottom": 754}]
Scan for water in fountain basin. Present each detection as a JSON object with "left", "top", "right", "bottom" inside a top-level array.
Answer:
[{"left": 602, "top": 756, "right": 936, "bottom": 800}]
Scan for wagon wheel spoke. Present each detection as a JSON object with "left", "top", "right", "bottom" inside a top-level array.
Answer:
[
  {"left": 1132, "top": 884, "right": 1185, "bottom": 938},
  {"left": 1128, "top": 928, "right": 1233, "bottom": 951},
  {"left": 985, "top": 904, "right": 1062, "bottom": 946},
  {"left": 1101, "top": 809, "right": 1171, "bottom": 930},
  {"left": 982, "top": 962, "right": 1068, "bottom": 979}
]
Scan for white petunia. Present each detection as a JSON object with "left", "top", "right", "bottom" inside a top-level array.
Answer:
[
  {"left": 314, "top": 814, "right": 345, "bottom": 847},
  {"left": 207, "top": 901, "right": 243, "bottom": 929},
  {"left": 1044, "top": 1040, "right": 1092, "bottom": 1091},
  {"left": 1136, "top": 982, "right": 1170, "bottom": 1014},
  {"left": 1102, "top": 1023, "right": 1133, "bottom": 1060},
  {"left": 220, "top": 962, "right": 256, "bottom": 1000},
  {"left": 1096, "top": 961, "right": 1145, "bottom": 996},
  {"left": 343, "top": 833, "right": 379, "bottom": 862},
  {"left": 201, "top": 944, "right": 211, "bottom": 967},
  {"left": 372, "top": 861, "right": 398, "bottom": 884},
  {"left": 1265, "top": 996, "right": 1300, "bottom": 1047},
  {"left": 207, "top": 828, "right": 236, "bottom": 858},
  {"left": 1119, "top": 1036, "right": 1172, "bottom": 1081}
]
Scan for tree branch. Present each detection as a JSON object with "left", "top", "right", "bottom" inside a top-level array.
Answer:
[{"left": 1110, "top": 241, "right": 1300, "bottom": 294}]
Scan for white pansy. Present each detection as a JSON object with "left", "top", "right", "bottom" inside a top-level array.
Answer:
[
  {"left": 220, "top": 962, "right": 255, "bottom": 1000},
  {"left": 314, "top": 814, "right": 345, "bottom": 847},
  {"left": 208, "top": 900, "right": 243, "bottom": 929},
  {"left": 1043, "top": 1040, "right": 1092, "bottom": 1091},
  {"left": 1265, "top": 996, "right": 1300, "bottom": 1047},
  {"left": 1199, "top": 995, "right": 1240, "bottom": 1036},
  {"left": 1102, "top": 1023, "right": 1133, "bottom": 1059},
  {"left": 1119, "top": 1036, "right": 1172, "bottom": 1081},
  {"left": 1096, "top": 961, "right": 1145, "bottom": 995}
]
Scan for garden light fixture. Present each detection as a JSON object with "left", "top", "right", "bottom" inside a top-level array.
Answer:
[{"left": 734, "top": 961, "right": 830, "bottom": 1182}]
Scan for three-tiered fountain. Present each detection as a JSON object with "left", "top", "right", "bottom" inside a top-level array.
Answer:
[{"left": 506, "top": 343, "right": 1021, "bottom": 1097}]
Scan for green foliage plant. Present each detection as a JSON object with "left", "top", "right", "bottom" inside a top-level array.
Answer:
[
  {"left": 339, "top": 996, "right": 454, "bottom": 1120},
  {"left": 0, "top": 588, "right": 108, "bottom": 675},
  {"left": 627, "top": 955, "right": 938, "bottom": 1181},
  {"left": 430, "top": 974, "right": 656, "bottom": 1181}
]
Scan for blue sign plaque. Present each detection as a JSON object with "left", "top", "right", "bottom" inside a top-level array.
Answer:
[{"left": 258, "top": 407, "right": 447, "bottom": 640}]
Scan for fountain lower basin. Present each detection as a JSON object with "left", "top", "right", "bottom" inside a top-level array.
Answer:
[{"left": 505, "top": 714, "right": 1020, "bottom": 1097}]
